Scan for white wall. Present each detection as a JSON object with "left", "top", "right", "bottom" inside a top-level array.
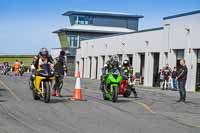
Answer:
[
  {"left": 163, "top": 13, "right": 200, "bottom": 49},
  {"left": 80, "top": 29, "right": 164, "bottom": 57},
  {"left": 76, "top": 12, "right": 200, "bottom": 92},
  {"left": 77, "top": 29, "right": 164, "bottom": 86}
]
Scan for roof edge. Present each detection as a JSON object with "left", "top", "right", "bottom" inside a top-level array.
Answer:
[
  {"left": 163, "top": 10, "right": 200, "bottom": 20},
  {"left": 82, "top": 27, "right": 164, "bottom": 41},
  {"left": 62, "top": 10, "right": 144, "bottom": 18},
  {"left": 136, "top": 27, "right": 164, "bottom": 33}
]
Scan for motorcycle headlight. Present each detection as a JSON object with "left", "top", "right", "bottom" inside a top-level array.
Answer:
[{"left": 113, "top": 71, "right": 120, "bottom": 75}]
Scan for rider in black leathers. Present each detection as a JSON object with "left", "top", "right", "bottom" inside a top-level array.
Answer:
[
  {"left": 100, "top": 55, "right": 121, "bottom": 91},
  {"left": 121, "top": 60, "right": 138, "bottom": 98},
  {"left": 52, "top": 50, "right": 66, "bottom": 97}
]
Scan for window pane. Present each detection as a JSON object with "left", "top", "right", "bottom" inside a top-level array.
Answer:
[
  {"left": 77, "top": 15, "right": 93, "bottom": 25},
  {"left": 74, "top": 36, "right": 77, "bottom": 47},
  {"left": 197, "top": 50, "right": 200, "bottom": 63},
  {"left": 68, "top": 36, "right": 78, "bottom": 48},
  {"left": 176, "top": 50, "right": 184, "bottom": 59}
]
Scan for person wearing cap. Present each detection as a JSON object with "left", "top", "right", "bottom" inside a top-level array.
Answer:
[{"left": 52, "top": 50, "right": 66, "bottom": 97}]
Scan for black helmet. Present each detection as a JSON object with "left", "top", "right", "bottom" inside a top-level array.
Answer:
[
  {"left": 110, "top": 55, "right": 119, "bottom": 66},
  {"left": 123, "top": 60, "right": 129, "bottom": 66},
  {"left": 40, "top": 48, "right": 48, "bottom": 57},
  {"left": 60, "top": 50, "right": 65, "bottom": 56}
]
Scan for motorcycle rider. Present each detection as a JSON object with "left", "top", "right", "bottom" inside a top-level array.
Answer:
[
  {"left": 52, "top": 50, "right": 66, "bottom": 97},
  {"left": 121, "top": 59, "right": 138, "bottom": 98},
  {"left": 100, "top": 55, "right": 121, "bottom": 91},
  {"left": 3, "top": 62, "right": 10, "bottom": 75},
  {"left": 36, "top": 48, "right": 54, "bottom": 69},
  {"left": 29, "top": 48, "right": 55, "bottom": 89}
]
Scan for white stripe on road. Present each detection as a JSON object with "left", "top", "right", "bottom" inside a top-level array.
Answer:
[{"left": 0, "top": 79, "right": 21, "bottom": 102}]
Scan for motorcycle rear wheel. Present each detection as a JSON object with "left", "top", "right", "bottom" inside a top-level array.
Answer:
[
  {"left": 123, "top": 88, "right": 132, "bottom": 97},
  {"left": 32, "top": 90, "right": 40, "bottom": 100}
]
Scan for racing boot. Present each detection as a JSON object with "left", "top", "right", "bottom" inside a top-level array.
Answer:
[
  {"left": 56, "top": 90, "right": 61, "bottom": 97},
  {"left": 132, "top": 88, "right": 138, "bottom": 98},
  {"left": 51, "top": 89, "right": 56, "bottom": 96}
]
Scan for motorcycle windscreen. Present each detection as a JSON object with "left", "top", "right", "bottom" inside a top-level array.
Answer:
[{"left": 39, "top": 64, "right": 54, "bottom": 77}]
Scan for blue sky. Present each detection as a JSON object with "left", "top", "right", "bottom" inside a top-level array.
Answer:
[{"left": 0, "top": 0, "right": 199, "bottom": 54}]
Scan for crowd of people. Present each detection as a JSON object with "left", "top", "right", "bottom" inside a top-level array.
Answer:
[
  {"left": 0, "top": 60, "right": 25, "bottom": 76},
  {"left": 158, "top": 64, "right": 178, "bottom": 91},
  {"left": 158, "top": 60, "right": 188, "bottom": 102},
  {"left": 13, "top": 60, "right": 26, "bottom": 76}
]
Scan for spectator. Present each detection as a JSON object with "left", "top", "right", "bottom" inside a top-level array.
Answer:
[
  {"left": 13, "top": 60, "right": 20, "bottom": 76},
  {"left": 171, "top": 67, "right": 177, "bottom": 91},
  {"left": 159, "top": 69, "right": 164, "bottom": 89},
  {"left": 52, "top": 50, "right": 66, "bottom": 97},
  {"left": 19, "top": 61, "right": 25, "bottom": 76},
  {"left": 176, "top": 59, "right": 188, "bottom": 102},
  {"left": 162, "top": 64, "right": 172, "bottom": 90}
]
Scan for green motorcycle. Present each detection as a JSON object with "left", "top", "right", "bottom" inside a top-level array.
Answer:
[{"left": 102, "top": 68, "right": 122, "bottom": 102}]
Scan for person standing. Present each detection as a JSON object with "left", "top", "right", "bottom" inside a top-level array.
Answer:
[
  {"left": 162, "top": 64, "right": 172, "bottom": 90},
  {"left": 171, "top": 67, "right": 177, "bottom": 91},
  {"left": 159, "top": 69, "right": 164, "bottom": 89},
  {"left": 19, "top": 61, "right": 25, "bottom": 76},
  {"left": 176, "top": 59, "right": 188, "bottom": 102},
  {"left": 52, "top": 50, "right": 66, "bottom": 97},
  {"left": 13, "top": 60, "right": 20, "bottom": 76}
]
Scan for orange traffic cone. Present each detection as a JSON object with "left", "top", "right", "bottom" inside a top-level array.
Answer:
[{"left": 71, "top": 71, "right": 85, "bottom": 101}]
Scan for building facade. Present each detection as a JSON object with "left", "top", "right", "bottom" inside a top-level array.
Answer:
[
  {"left": 76, "top": 10, "right": 200, "bottom": 92},
  {"left": 53, "top": 10, "right": 143, "bottom": 76}
]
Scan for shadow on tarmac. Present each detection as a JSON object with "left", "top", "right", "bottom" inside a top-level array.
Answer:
[
  {"left": 0, "top": 99, "right": 7, "bottom": 102},
  {"left": 49, "top": 98, "right": 68, "bottom": 104},
  {"left": 115, "top": 99, "right": 131, "bottom": 103}
]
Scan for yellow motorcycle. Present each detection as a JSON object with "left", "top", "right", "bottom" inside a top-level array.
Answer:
[{"left": 32, "top": 64, "right": 55, "bottom": 103}]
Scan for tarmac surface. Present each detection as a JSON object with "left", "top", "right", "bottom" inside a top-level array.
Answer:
[{"left": 0, "top": 73, "right": 200, "bottom": 133}]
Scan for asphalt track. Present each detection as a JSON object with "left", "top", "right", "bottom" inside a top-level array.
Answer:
[{"left": 0, "top": 73, "right": 200, "bottom": 133}]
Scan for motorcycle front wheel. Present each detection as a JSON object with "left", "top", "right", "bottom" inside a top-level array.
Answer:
[
  {"left": 44, "top": 81, "right": 51, "bottom": 103},
  {"left": 112, "top": 87, "right": 118, "bottom": 102}
]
